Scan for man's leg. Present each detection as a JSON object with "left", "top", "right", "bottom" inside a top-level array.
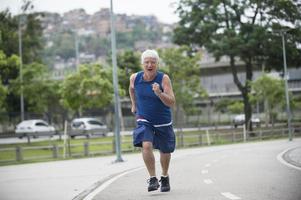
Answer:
[
  {"left": 142, "top": 141, "right": 160, "bottom": 191},
  {"left": 159, "top": 152, "right": 171, "bottom": 192},
  {"left": 160, "top": 152, "right": 171, "bottom": 176},
  {"left": 155, "top": 125, "right": 174, "bottom": 192},
  {"left": 142, "top": 141, "right": 156, "bottom": 176}
]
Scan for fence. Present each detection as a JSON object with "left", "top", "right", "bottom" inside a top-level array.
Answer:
[
  {"left": 2, "top": 110, "right": 301, "bottom": 137},
  {"left": 0, "top": 126, "right": 300, "bottom": 165}
]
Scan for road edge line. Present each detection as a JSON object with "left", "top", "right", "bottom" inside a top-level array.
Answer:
[
  {"left": 277, "top": 147, "right": 301, "bottom": 171},
  {"left": 81, "top": 166, "right": 144, "bottom": 200}
]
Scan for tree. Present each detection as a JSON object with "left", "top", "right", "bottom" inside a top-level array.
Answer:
[
  {"left": 21, "top": 12, "right": 44, "bottom": 64},
  {"left": 0, "top": 10, "right": 19, "bottom": 59},
  {"left": 0, "top": 79, "right": 7, "bottom": 112},
  {"left": 228, "top": 101, "right": 244, "bottom": 114},
  {"left": 0, "top": 1, "right": 44, "bottom": 64},
  {"left": 60, "top": 64, "right": 114, "bottom": 116},
  {"left": 291, "top": 95, "right": 301, "bottom": 116},
  {"left": 215, "top": 98, "right": 243, "bottom": 114},
  {"left": 0, "top": 1, "right": 45, "bottom": 118},
  {"left": 42, "top": 80, "right": 63, "bottom": 123},
  {"left": 214, "top": 98, "right": 243, "bottom": 125},
  {"left": 0, "top": 79, "right": 7, "bottom": 122},
  {"left": 159, "top": 46, "right": 207, "bottom": 128},
  {"left": 0, "top": 51, "right": 20, "bottom": 85},
  {"left": 117, "top": 50, "right": 141, "bottom": 96},
  {"left": 9, "top": 62, "right": 59, "bottom": 115},
  {"left": 250, "top": 74, "right": 286, "bottom": 127},
  {"left": 0, "top": 51, "right": 20, "bottom": 115},
  {"left": 173, "top": 0, "right": 301, "bottom": 131}
]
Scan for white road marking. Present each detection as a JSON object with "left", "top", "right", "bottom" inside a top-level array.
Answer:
[
  {"left": 83, "top": 166, "right": 144, "bottom": 200},
  {"left": 277, "top": 147, "right": 301, "bottom": 171},
  {"left": 201, "top": 170, "right": 208, "bottom": 174},
  {"left": 221, "top": 192, "right": 241, "bottom": 200},
  {"left": 203, "top": 179, "right": 213, "bottom": 184},
  {"left": 205, "top": 163, "right": 211, "bottom": 167}
]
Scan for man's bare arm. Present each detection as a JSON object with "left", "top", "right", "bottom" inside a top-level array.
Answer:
[
  {"left": 155, "top": 74, "right": 175, "bottom": 107},
  {"left": 129, "top": 73, "right": 137, "bottom": 113}
]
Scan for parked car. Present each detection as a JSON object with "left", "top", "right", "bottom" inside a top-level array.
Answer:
[
  {"left": 233, "top": 114, "right": 261, "bottom": 128},
  {"left": 70, "top": 117, "right": 108, "bottom": 138},
  {"left": 15, "top": 119, "right": 56, "bottom": 138}
]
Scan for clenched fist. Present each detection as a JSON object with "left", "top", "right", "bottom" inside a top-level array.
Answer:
[{"left": 152, "top": 82, "right": 162, "bottom": 96}]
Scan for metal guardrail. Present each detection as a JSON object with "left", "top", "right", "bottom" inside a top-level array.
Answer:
[{"left": 0, "top": 127, "right": 300, "bottom": 164}]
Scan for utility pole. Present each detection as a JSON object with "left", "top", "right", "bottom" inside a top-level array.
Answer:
[
  {"left": 74, "top": 31, "right": 80, "bottom": 72},
  {"left": 18, "top": 15, "right": 25, "bottom": 121},
  {"left": 281, "top": 30, "right": 292, "bottom": 141},
  {"left": 110, "top": 0, "right": 123, "bottom": 162}
]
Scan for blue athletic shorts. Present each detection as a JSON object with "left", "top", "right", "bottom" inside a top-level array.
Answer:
[{"left": 133, "top": 121, "right": 176, "bottom": 153}]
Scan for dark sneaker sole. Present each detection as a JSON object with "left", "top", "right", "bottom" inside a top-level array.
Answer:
[
  {"left": 148, "top": 185, "right": 160, "bottom": 192},
  {"left": 161, "top": 187, "right": 170, "bottom": 192}
]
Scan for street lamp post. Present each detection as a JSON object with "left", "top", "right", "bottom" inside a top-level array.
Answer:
[
  {"left": 110, "top": 0, "right": 123, "bottom": 162},
  {"left": 280, "top": 30, "right": 292, "bottom": 141},
  {"left": 74, "top": 31, "right": 80, "bottom": 72},
  {"left": 18, "top": 15, "right": 25, "bottom": 121}
]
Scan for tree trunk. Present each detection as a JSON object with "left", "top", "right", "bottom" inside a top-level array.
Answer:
[
  {"left": 244, "top": 60, "right": 253, "bottom": 132},
  {"left": 242, "top": 89, "right": 253, "bottom": 132},
  {"left": 229, "top": 56, "right": 253, "bottom": 132}
]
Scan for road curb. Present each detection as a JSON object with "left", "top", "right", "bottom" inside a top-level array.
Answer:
[
  {"left": 277, "top": 146, "right": 301, "bottom": 171},
  {"left": 282, "top": 146, "right": 301, "bottom": 168}
]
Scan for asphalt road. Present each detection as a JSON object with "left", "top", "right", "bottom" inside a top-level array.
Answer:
[
  {"left": 0, "top": 139, "right": 300, "bottom": 200},
  {"left": 92, "top": 140, "right": 301, "bottom": 200}
]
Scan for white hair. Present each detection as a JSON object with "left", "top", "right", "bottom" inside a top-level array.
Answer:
[{"left": 141, "top": 49, "right": 160, "bottom": 64}]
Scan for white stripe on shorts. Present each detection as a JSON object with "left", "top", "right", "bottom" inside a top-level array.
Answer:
[
  {"left": 154, "top": 121, "right": 172, "bottom": 127},
  {"left": 136, "top": 118, "right": 149, "bottom": 123},
  {"left": 136, "top": 119, "right": 172, "bottom": 127}
]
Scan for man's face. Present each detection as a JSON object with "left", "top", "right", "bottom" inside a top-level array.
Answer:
[{"left": 143, "top": 57, "right": 157, "bottom": 75}]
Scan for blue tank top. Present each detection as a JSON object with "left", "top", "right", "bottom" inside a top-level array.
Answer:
[{"left": 134, "top": 71, "right": 172, "bottom": 125}]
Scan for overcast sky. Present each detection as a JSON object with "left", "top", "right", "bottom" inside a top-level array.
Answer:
[{"left": 0, "top": 0, "right": 180, "bottom": 24}]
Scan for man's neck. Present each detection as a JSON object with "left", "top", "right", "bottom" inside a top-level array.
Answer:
[{"left": 143, "top": 71, "right": 157, "bottom": 81}]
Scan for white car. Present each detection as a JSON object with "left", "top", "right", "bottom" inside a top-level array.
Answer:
[
  {"left": 15, "top": 119, "right": 56, "bottom": 138},
  {"left": 233, "top": 114, "right": 261, "bottom": 128},
  {"left": 70, "top": 117, "right": 108, "bottom": 138}
]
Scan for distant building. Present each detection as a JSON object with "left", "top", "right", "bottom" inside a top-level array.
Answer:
[{"left": 199, "top": 49, "right": 301, "bottom": 100}]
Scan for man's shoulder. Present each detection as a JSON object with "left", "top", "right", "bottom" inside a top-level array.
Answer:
[
  {"left": 130, "top": 72, "right": 139, "bottom": 80},
  {"left": 130, "top": 73, "right": 137, "bottom": 79},
  {"left": 161, "top": 72, "right": 170, "bottom": 80},
  {"left": 158, "top": 71, "right": 169, "bottom": 76},
  {"left": 130, "top": 71, "right": 143, "bottom": 85}
]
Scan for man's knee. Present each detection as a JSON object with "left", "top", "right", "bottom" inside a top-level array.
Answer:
[
  {"left": 142, "top": 141, "right": 153, "bottom": 151},
  {"left": 160, "top": 152, "right": 171, "bottom": 157}
]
